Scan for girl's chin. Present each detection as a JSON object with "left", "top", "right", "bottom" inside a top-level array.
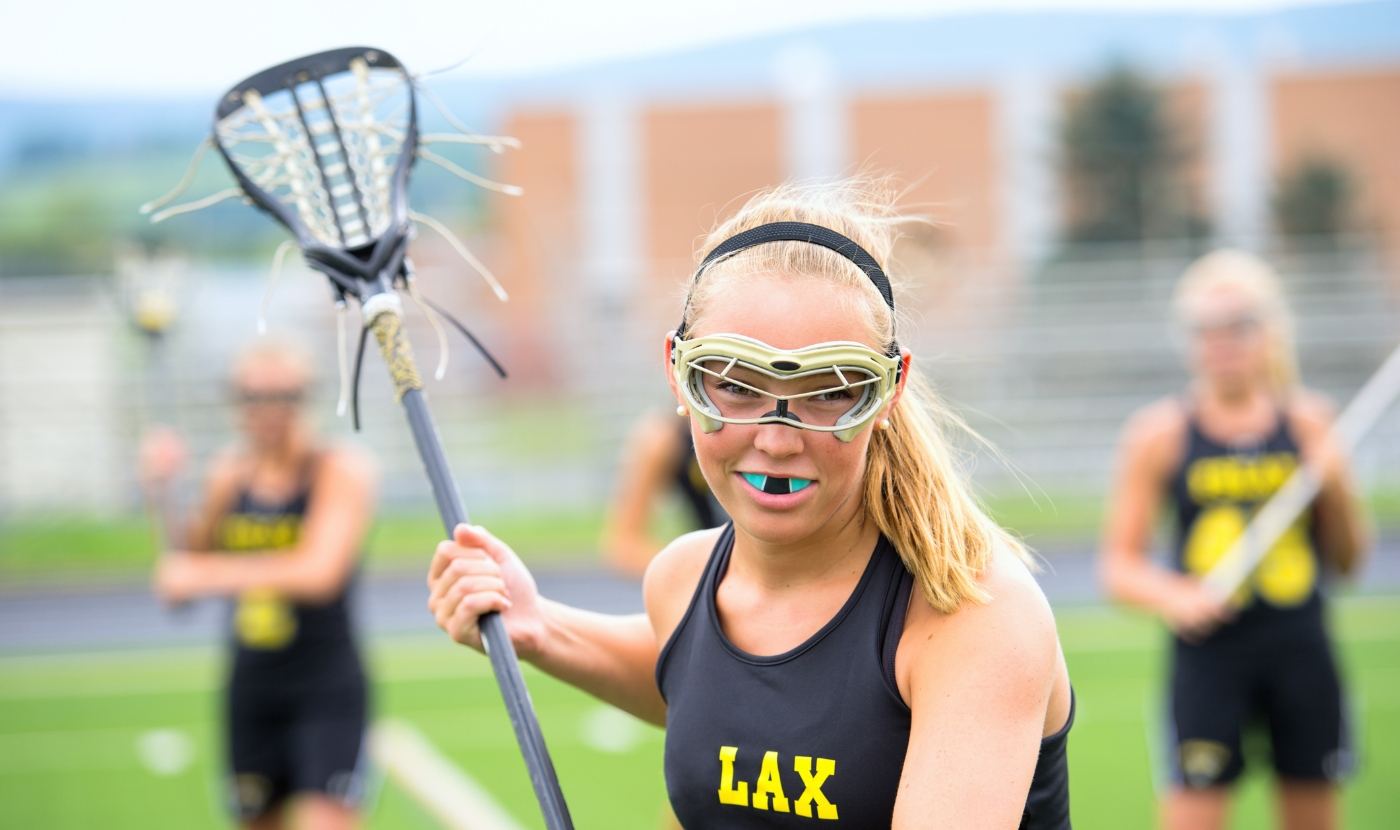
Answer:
[{"left": 727, "top": 503, "right": 834, "bottom": 547}]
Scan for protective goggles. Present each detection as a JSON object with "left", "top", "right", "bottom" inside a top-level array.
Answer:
[{"left": 671, "top": 332, "right": 901, "bottom": 442}]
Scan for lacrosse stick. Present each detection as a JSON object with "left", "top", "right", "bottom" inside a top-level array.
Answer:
[
  {"left": 1203, "top": 341, "right": 1400, "bottom": 601},
  {"left": 141, "top": 46, "right": 572, "bottom": 828},
  {"left": 116, "top": 247, "right": 185, "bottom": 562}
]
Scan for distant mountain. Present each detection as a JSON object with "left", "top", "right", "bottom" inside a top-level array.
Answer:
[{"left": 1, "top": 1, "right": 1396, "bottom": 173}]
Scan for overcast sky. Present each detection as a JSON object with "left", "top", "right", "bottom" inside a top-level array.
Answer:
[{"left": 0, "top": 0, "right": 1353, "bottom": 97}]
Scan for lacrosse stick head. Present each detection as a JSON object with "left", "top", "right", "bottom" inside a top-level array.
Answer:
[{"left": 211, "top": 46, "right": 419, "bottom": 301}]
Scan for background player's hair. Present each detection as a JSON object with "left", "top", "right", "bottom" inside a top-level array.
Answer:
[
  {"left": 1173, "top": 249, "right": 1300, "bottom": 393},
  {"left": 232, "top": 335, "right": 316, "bottom": 389},
  {"left": 679, "top": 176, "right": 1027, "bottom": 613}
]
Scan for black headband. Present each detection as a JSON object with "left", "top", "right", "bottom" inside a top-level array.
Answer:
[{"left": 676, "top": 221, "right": 898, "bottom": 352}]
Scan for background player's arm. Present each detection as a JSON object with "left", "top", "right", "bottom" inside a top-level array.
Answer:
[
  {"left": 157, "top": 447, "right": 378, "bottom": 602},
  {"left": 600, "top": 412, "right": 683, "bottom": 577},
  {"left": 1099, "top": 402, "right": 1231, "bottom": 637},
  {"left": 1291, "top": 393, "right": 1372, "bottom": 577},
  {"left": 891, "top": 550, "right": 1059, "bottom": 829},
  {"left": 182, "top": 448, "right": 243, "bottom": 551}
]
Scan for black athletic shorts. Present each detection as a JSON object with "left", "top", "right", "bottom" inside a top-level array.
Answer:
[
  {"left": 1166, "top": 632, "right": 1354, "bottom": 789},
  {"left": 225, "top": 679, "right": 369, "bottom": 820}
]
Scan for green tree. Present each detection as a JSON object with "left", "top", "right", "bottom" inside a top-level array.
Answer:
[
  {"left": 1059, "top": 66, "right": 1206, "bottom": 244},
  {"left": 1272, "top": 156, "right": 1353, "bottom": 243}
]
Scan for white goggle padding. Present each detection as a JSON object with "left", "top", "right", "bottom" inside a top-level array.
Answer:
[{"left": 673, "top": 333, "right": 899, "bottom": 441}]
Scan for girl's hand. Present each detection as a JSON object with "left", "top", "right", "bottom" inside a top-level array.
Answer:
[
  {"left": 139, "top": 427, "right": 187, "bottom": 493},
  {"left": 153, "top": 552, "right": 202, "bottom": 605},
  {"left": 1161, "top": 579, "right": 1234, "bottom": 642},
  {"left": 428, "top": 524, "right": 547, "bottom": 659}
]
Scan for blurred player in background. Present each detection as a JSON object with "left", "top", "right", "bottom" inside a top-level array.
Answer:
[
  {"left": 601, "top": 408, "right": 728, "bottom": 578},
  {"left": 140, "top": 338, "right": 377, "bottom": 830},
  {"left": 1099, "top": 250, "right": 1371, "bottom": 830}
]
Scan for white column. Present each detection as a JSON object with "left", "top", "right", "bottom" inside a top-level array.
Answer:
[
  {"left": 997, "top": 70, "right": 1059, "bottom": 266},
  {"left": 577, "top": 89, "right": 642, "bottom": 302},
  {"left": 1208, "top": 50, "right": 1270, "bottom": 249},
  {"left": 774, "top": 44, "right": 848, "bottom": 182}
]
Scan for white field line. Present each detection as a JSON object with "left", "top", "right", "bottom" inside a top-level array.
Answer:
[{"left": 370, "top": 718, "right": 525, "bottom": 830}]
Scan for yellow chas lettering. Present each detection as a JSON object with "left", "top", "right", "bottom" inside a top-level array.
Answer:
[{"left": 1186, "top": 453, "right": 1296, "bottom": 504}]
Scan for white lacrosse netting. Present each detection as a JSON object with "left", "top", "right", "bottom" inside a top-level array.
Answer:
[
  {"left": 213, "top": 56, "right": 409, "bottom": 248},
  {"left": 142, "top": 53, "right": 521, "bottom": 271},
  {"left": 140, "top": 50, "right": 523, "bottom": 409}
]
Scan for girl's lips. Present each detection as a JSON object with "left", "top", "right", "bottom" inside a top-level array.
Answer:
[{"left": 735, "top": 472, "right": 817, "bottom": 509}]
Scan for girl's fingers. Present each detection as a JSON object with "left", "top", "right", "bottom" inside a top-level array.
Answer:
[
  {"left": 452, "top": 524, "right": 513, "bottom": 566},
  {"left": 442, "top": 575, "right": 510, "bottom": 612},
  {"left": 429, "top": 538, "right": 486, "bottom": 582},
  {"left": 428, "top": 550, "right": 499, "bottom": 604},
  {"left": 443, "top": 591, "right": 511, "bottom": 643}
]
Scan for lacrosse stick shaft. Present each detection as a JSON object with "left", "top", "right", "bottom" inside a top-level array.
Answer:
[
  {"left": 145, "top": 335, "right": 181, "bottom": 546},
  {"left": 1203, "top": 341, "right": 1400, "bottom": 599},
  {"left": 367, "top": 304, "right": 574, "bottom": 829}
]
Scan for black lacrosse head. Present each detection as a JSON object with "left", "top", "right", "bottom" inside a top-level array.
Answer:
[{"left": 211, "top": 46, "right": 419, "bottom": 301}]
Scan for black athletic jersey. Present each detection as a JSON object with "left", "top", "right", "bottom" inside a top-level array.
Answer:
[
  {"left": 216, "top": 453, "right": 364, "bottom": 693},
  {"left": 657, "top": 524, "right": 1073, "bottom": 828},
  {"left": 1169, "top": 405, "right": 1326, "bottom": 645},
  {"left": 675, "top": 420, "right": 727, "bottom": 530}
]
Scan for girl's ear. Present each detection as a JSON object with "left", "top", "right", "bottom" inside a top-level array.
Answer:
[
  {"left": 888, "top": 350, "right": 913, "bottom": 411},
  {"left": 664, "top": 332, "right": 682, "bottom": 403}
]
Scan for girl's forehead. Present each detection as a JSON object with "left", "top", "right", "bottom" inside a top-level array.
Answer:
[
  {"left": 688, "top": 273, "right": 884, "bottom": 351},
  {"left": 1184, "top": 282, "right": 1259, "bottom": 317}
]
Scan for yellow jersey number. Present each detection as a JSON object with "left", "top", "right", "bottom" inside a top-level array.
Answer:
[{"left": 1183, "top": 505, "right": 1316, "bottom": 608}]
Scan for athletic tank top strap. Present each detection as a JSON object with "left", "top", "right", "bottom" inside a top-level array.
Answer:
[{"left": 873, "top": 550, "right": 1074, "bottom": 829}]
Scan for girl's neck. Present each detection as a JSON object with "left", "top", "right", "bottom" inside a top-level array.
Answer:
[
  {"left": 729, "top": 502, "right": 880, "bottom": 593},
  {"left": 1199, "top": 375, "right": 1271, "bottom": 411},
  {"left": 250, "top": 425, "right": 311, "bottom": 472},
  {"left": 1193, "top": 378, "right": 1280, "bottom": 441}
]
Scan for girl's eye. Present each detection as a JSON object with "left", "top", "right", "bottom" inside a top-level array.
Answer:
[{"left": 716, "top": 380, "right": 760, "bottom": 398}]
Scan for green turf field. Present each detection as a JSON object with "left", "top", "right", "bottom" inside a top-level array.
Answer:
[
  {"left": 4, "top": 485, "right": 1397, "bottom": 583},
  {"left": 1, "top": 598, "right": 1397, "bottom": 829}
]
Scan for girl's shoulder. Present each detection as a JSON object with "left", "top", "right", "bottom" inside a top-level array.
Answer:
[
  {"left": 1286, "top": 388, "right": 1337, "bottom": 437},
  {"left": 312, "top": 442, "right": 377, "bottom": 484},
  {"left": 1117, "top": 396, "right": 1190, "bottom": 478},
  {"left": 643, "top": 526, "right": 725, "bottom": 642},
  {"left": 900, "top": 540, "right": 1059, "bottom": 696},
  {"left": 1122, "top": 396, "right": 1189, "bottom": 447}
]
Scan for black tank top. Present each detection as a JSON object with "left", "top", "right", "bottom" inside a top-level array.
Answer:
[
  {"left": 217, "top": 453, "right": 364, "bottom": 692},
  {"left": 674, "top": 421, "right": 727, "bottom": 530},
  {"left": 657, "top": 525, "right": 1073, "bottom": 828},
  {"left": 1169, "top": 405, "right": 1326, "bottom": 645}
]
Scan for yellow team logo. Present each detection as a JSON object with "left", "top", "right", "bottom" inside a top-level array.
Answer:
[
  {"left": 231, "top": 773, "right": 271, "bottom": 812},
  {"left": 1179, "top": 739, "right": 1231, "bottom": 787},
  {"left": 1183, "top": 453, "right": 1316, "bottom": 608},
  {"left": 221, "top": 513, "right": 301, "bottom": 649}
]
